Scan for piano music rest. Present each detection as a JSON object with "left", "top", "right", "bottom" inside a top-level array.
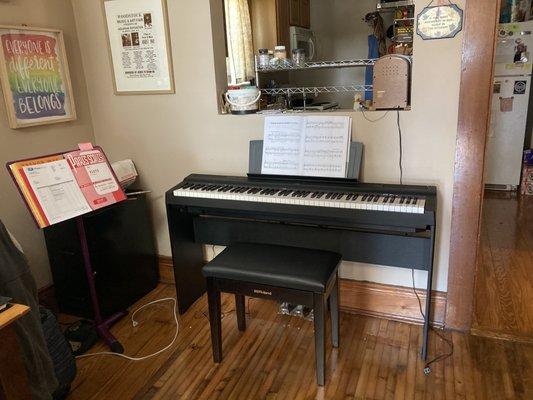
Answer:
[{"left": 202, "top": 243, "right": 341, "bottom": 386}]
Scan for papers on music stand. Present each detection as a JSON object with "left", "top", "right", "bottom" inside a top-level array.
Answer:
[
  {"left": 7, "top": 146, "right": 126, "bottom": 228},
  {"left": 261, "top": 115, "right": 352, "bottom": 178}
]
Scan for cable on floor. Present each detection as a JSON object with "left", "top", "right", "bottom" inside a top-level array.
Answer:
[{"left": 75, "top": 297, "right": 179, "bottom": 361}]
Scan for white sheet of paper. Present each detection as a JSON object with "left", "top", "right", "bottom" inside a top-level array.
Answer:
[
  {"left": 302, "top": 116, "right": 351, "bottom": 178},
  {"left": 261, "top": 115, "right": 351, "bottom": 178},
  {"left": 23, "top": 160, "right": 92, "bottom": 225},
  {"left": 261, "top": 116, "right": 304, "bottom": 176}
]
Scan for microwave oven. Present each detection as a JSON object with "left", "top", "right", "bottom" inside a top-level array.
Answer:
[{"left": 290, "top": 26, "right": 316, "bottom": 61}]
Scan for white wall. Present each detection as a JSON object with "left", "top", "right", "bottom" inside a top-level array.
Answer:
[
  {"left": 71, "top": 0, "right": 464, "bottom": 292},
  {"left": 0, "top": 0, "right": 95, "bottom": 288}
]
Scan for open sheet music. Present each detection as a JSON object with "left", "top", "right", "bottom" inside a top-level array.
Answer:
[{"left": 261, "top": 115, "right": 352, "bottom": 178}]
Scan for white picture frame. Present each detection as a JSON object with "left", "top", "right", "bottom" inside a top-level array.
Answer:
[{"left": 102, "top": 0, "right": 175, "bottom": 94}]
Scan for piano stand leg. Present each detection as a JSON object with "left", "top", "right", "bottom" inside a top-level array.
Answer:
[{"left": 421, "top": 227, "right": 435, "bottom": 361}]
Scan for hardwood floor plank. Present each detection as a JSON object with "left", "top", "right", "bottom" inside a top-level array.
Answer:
[{"left": 474, "top": 194, "right": 533, "bottom": 340}]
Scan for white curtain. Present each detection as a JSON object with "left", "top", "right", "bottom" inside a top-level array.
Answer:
[{"left": 224, "top": 0, "right": 254, "bottom": 85}]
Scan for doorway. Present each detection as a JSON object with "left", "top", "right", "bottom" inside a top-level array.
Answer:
[{"left": 472, "top": 12, "right": 533, "bottom": 342}]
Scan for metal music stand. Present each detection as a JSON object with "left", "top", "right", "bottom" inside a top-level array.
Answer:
[
  {"left": 6, "top": 146, "right": 127, "bottom": 353},
  {"left": 76, "top": 215, "right": 126, "bottom": 353}
]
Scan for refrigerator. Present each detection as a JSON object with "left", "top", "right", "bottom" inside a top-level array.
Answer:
[{"left": 485, "top": 21, "right": 533, "bottom": 189}]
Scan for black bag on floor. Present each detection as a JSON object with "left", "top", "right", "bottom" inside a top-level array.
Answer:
[{"left": 40, "top": 307, "right": 77, "bottom": 400}]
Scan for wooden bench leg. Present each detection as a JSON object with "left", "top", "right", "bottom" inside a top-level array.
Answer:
[
  {"left": 207, "top": 278, "right": 222, "bottom": 363},
  {"left": 313, "top": 293, "right": 326, "bottom": 386},
  {"left": 330, "top": 276, "right": 339, "bottom": 348},
  {"left": 235, "top": 294, "right": 246, "bottom": 331}
]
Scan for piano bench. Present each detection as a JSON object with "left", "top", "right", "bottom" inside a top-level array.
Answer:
[{"left": 202, "top": 243, "right": 341, "bottom": 386}]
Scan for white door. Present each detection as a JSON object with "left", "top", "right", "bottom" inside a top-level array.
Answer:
[{"left": 485, "top": 77, "right": 530, "bottom": 187}]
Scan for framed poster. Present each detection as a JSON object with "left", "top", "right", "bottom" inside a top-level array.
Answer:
[
  {"left": 102, "top": 0, "right": 175, "bottom": 94},
  {"left": 0, "top": 25, "right": 77, "bottom": 129}
]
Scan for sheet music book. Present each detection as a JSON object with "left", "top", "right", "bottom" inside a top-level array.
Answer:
[
  {"left": 261, "top": 115, "right": 352, "bottom": 178},
  {"left": 7, "top": 146, "right": 126, "bottom": 228}
]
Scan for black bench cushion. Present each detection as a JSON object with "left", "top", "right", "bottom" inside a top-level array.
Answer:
[{"left": 202, "top": 243, "right": 341, "bottom": 292}]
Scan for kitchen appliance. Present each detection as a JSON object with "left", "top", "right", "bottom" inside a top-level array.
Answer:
[
  {"left": 485, "top": 21, "right": 533, "bottom": 190},
  {"left": 372, "top": 55, "right": 411, "bottom": 109},
  {"left": 225, "top": 86, "right": 261, "bottom": 114},
  {"left": 290, "top": 26, "right": 315, "bottom": 61}
]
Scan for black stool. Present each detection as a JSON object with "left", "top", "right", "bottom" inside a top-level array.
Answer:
[{"left": 202, "top": 243, "right": 341, "bottom": 386}]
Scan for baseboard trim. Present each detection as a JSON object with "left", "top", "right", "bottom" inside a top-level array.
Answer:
[
  {"left": 339, "top": 279, "right": 446, "bottom": 327},
  {"left": 158, "top": 256, "right": 175, "bottom": 284},
  {"left": 158, "top": 256, "right": 447, "bottom": 326}
]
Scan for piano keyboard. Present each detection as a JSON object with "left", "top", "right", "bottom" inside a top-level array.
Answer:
[{"left": 173, "top": 183, "right": 426, "bottom": 214}]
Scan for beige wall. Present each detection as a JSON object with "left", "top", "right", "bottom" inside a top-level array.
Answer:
[
  {"left": 71, "top": 0, "right": 463, "bottom": 292},
  {"left": 0, "top": 0, "right": 95, "bottom": 288}
]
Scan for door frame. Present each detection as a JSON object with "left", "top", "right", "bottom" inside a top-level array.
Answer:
[{"left": 445, "top": 0, "right": 501, "bottom": 331}]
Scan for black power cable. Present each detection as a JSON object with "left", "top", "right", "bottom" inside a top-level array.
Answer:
[
  {"left": 396, "top": 109, "right": 403, "bottom": 185},
  {"left": 397, "top": 110, "right": 454, "bottom": 373}
]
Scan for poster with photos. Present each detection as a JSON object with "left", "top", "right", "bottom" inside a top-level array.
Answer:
[{"left": 103, "top": 0, "right": 174, "bottom": 94}]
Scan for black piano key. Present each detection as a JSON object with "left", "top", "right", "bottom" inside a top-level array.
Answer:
[
  {"left": 405, "top": 197, "right": 411, "bottom": 205},
  {"left": 182, "top": 183, "right": 193, "bottom": 189},
  {"left": 400, "top": 197, "right": 405, "bottom": 204},
  {"left": 316, "top": 193, "right": 325, "bottom": 199},
  {"left": 346, "top": 194, "right": 353, "bottom": 200},
  {"left": 373, "top": 196, "right": 380, "bottom": 202},
  {"left": 325, "top": 193, "right": 332, "bottom": 199},
  {"left": 389, "top": 196, "right": 395, "bottom": 203},
  {"left": 352, "top": 194, "right": 359, "bottom": 201}
]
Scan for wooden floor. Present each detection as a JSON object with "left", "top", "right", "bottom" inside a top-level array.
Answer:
[
  {"left": 473, "top": 192, "right": 533, "bottom": 341},
  {"left": 68, "top": 283, "right": 533, "bottom": 400}
]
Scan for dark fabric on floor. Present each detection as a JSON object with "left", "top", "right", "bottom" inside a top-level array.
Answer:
[{"left": 0, "top": 219, "right": 58, "bottom": 400}]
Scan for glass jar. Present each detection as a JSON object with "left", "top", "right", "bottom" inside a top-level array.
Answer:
[
  {"left": 292, "top": 48, "right": 305, "bottom": 67},
  {"left": 258, "top": 48, "right": 270, "bottom": 69},
  {"left": 274, "top": 45, "right": 287, "bottom": 60}
]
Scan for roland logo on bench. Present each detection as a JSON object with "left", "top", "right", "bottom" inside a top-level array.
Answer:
[{"left": 253, "top": 289, "right": 272, "bottom": 296}]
